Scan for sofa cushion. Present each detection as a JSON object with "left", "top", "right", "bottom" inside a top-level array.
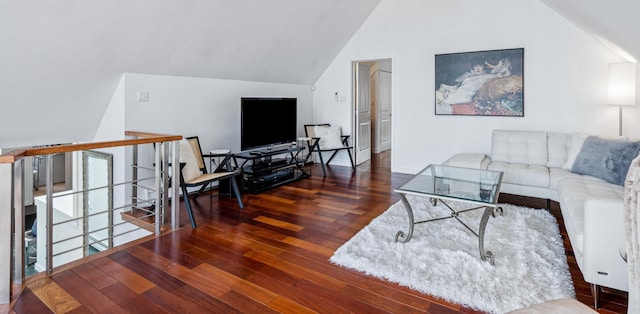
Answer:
[
  {"left": 547, "top": 132, "right": 570, "bottom": 168},
  {"left": 549, "top": 168, "right": 603, "bottom": 191},
  {"left": 487, "top": 162, "right": 549, "bottom": 188},
  {"left": 443, "top": 153, "right": 491, "bottom": 169},
  {"left": 491, "top": 130, "right": 548, "bottom": 166},
  {"left": 557, "top": 178, "right": 624, "bottom": 256},
  {"left": 571, "top": 136, "right": 640, "bottom": 186},
  {"left": 314, "top": 125, "right": 344, "bottom": 149},
  {"left": 562, "top": 133, "right": 588, "bottom": 170}
]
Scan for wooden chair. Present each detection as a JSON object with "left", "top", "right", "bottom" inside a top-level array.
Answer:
[
  {"left": 179, "top": 136, "right": 243, "bottom": 228},
  {"left": 304, "top": 124, "right": 356, "bottom": 177}
]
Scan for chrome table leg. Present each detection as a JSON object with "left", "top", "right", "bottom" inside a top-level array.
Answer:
[
  {"left": 395, "top": 193, "right": 415, "bottom": 243},
  {"left": 478, "top": 206, "right": 502, "bottom": 265}
]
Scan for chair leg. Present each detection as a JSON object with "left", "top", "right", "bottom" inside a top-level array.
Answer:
[
  {"left": 317, "top": 151, "right": 327, "bottom": 177},
  {"left": 590, "top": 283, "right": 601, "bottom": 309},
  {"left": 326, "top": 151, "right": 339, "bottom": 164},
  {"left": 230, "top": 176, "right": 244, "bottom": 208},
  {"left": 346, "top": 149, "right": 356, "bottom": 171},
  {"left": 181, "top": 184, "right": 197, "bottom": 228},
  {"left": 193, "top": 182, "right": 209, "bottom": 200}
]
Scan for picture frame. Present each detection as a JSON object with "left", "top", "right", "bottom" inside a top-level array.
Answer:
[{"left": 435, "top": 48, "right": 524, "bottom": 116}]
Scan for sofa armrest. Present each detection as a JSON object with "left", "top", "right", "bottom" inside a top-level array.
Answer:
[
  {"left": 443, "top": 153, "right": 491, "bottom": 169},
  {"left": 582, "top": 197, "right": 629, "bottom": 291}
]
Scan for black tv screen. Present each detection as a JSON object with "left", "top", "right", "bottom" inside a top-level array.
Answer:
[{"left": 241, "top": 98, "right": 297, "bottom": 151}]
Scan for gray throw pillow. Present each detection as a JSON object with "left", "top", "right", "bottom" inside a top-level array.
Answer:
[{"left": 571, "top": 136, "right": 640, "bottom": 186}]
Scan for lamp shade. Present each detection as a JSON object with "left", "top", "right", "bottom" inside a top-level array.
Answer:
[{"left": 608, "top": 62, "right": 637, "bottom": 106}]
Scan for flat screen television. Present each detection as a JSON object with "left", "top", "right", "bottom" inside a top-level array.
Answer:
[{"left": 241, "top": 97, "right": 297, "bottom": 151}]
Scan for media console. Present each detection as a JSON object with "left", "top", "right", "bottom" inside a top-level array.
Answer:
[{"left": 234, "top": 146, "right": 310, "bottom": 194}]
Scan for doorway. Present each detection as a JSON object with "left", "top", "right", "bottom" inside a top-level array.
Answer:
[{"left": 353, "top": 59, "right": 393, "bottom": 169}]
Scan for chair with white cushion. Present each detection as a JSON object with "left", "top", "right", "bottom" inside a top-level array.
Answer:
[
  {"left": 179, "top": 136, "right": 243, "bottom": 228},
  {"left": 304, "top": 124, "right": 355, "bottom": 177}
]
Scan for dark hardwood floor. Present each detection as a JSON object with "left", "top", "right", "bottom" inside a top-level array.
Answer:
[{"left": 7, "top": 151, "right": 628, "bottom": 313}]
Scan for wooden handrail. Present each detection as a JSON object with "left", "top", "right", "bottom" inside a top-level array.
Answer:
[{"left": 0, "top": 131, "right": 182, "bottom": 164}]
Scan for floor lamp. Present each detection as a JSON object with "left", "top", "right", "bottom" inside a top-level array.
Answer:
[{"left": 608, "top": 62, "right": 637, "bottom": 136}]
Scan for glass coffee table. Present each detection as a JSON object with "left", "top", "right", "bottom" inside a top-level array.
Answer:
[{"left": 395, "top": 164, "right": 504, "bottom": 265}]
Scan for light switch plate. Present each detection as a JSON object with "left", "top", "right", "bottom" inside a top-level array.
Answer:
[{"left": 137, "top": 91, "right": 149, "bottom": 102}]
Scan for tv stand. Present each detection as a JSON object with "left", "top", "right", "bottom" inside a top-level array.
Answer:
[{"left": 234, "top": 146, "right": 309, "bottom": 194}]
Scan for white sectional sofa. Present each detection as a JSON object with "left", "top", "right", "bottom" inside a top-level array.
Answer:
[{"left": 445, "top": 130, "right": 633, "bottom": 307}]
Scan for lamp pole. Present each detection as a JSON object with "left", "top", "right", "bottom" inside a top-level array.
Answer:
[
  {"left": 608, "top": 62, "right": 637, "bottom": 137},
  {"left": 619, "top": 105, "right": 623, "bottom": 137}
]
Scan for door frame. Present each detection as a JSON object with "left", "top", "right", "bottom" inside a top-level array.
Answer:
[{"left": 351, "top": 58, "right": 394, "bottom": 169}]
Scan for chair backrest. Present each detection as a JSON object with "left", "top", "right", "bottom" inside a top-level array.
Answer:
[
  {"left": 307, "top": 124, "right": 347, "bottom": 150},
  {"left": 179, "top": 137, "right": 205, "bottom": 182},
  {"left": 304, "top": 124, "right": 330, "bottom": 139},
  {"left": 185, "top": 136, "right": 207, "bottom": 172}
]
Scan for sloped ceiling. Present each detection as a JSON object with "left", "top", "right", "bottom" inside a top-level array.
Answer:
[
  {"left": 540, "top": 0, "right": 640, "bottom": 62},
  {"left": 0, "top": 0, "right": 380, "bottom": 147},
  {"left": 1, "top": 0, "right": 638, "bottom": 148}
]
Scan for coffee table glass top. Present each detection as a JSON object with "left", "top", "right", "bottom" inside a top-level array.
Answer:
[{"left": 396, "top": 164, "right": 503, "bottom": 205}]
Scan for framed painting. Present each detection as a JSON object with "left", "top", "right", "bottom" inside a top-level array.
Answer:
[{"left": 435, "top": 48, "right": 524, "bottom": 116}]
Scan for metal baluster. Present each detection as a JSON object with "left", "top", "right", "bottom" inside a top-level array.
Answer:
[
  {"left": 154, "top": 145, "right": 161, "bottom": 235},
  {"left": 171, "top": 140, "right": 180, "bottom": 230},
  {"left": 46, "top": 154, "right": 53, "bottom": 275},
  {"left": 132, "top": 141, "right": 138, "bottom": 214},
  {"left": 162, "top": 142, "right": 169, "bottom": 228}
]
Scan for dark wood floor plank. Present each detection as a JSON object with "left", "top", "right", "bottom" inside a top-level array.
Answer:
[
  {"left": 172, "top": 284, "right": 242, "bottom": 313},
  {"left": 277, "top": 250, "right": 434, "bottom": 311},
  {"left": 218, "top": 290, "right": 280, "bottom": 314},
  {"left": 294, "top": 279, "right": 388, "bottom": 314},
  {"left": 137, "top": 233, "right": 204, "bottom": 269},
  {"left": 71, "top": 262, "right": 118, "bottom": 290},
  {"left": 268, "top": 295, "right": 318, "bottom": 314},
  {"left": 12, "top": 153, "right": 627, "bottom": 313},
  {"left": 108, "top": 250, "right": 186, "bottom": 292},
  {"left": 11, "top": 287, "right": 54, "bottom": 314},
  {"left": 100, "top": 282, "right": 168, "bottom": 314},
  {"left": 340, "top": 284, "right": 426, "bottom": 313},
  {"left": 248, "top": 272, "right": 352, "bottom": 313},
  {"left": 140, "top": 286, "right": 217, "bottom": 313},
  {"left": 243, "top": 249, "right": 346, "bottom": 292},
  {"left": 51, "top": 270, "right": 128, "bottom": 314},
  {"left": 125, "top": 245, "right": 231, "bottom": 298},
  {"left": 90, "top": 256, "right": 156, "bottom": 294}
]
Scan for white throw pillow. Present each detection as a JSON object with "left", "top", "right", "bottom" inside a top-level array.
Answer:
[
  {"left": 179, "top": 140, "right": 203, "bottom": 182},
  {"left": 314, "top": 125, "right": 344, "bottom": 149},
  {"left": 562, "top": 133, "right": 588, "bottom": 170}
]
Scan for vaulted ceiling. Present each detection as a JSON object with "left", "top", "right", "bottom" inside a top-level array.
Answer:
[
  {"left": 0, "top": 0, "right": 381, "bottom": 147},
  {"left": 540, "top": 0, "right": 640, "bottom": 62},
  {"left": 0, "top": 0, "right": 637, "bottom": 147}
]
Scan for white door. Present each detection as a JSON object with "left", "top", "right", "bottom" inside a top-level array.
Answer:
[
  {"left": 377, "top": 70, "right": 392, "bottom": 152},
  {"left": 355, "top": 63, "right": 371, "bottom": 165}
]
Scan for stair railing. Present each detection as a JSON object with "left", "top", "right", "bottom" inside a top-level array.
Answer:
[{"left": 0, "top": 131, "right": 181, "bottom": 304}]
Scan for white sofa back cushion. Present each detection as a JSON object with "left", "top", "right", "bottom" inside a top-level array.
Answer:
[
  {"left": 491, "top": 130, "right": 548, "bottom": 166},
  {"left": 562, "top": 133, "right": 589, "bottom": 170},
  {"left": 547, "top": 132, "right": 571, "bottom": 168}
]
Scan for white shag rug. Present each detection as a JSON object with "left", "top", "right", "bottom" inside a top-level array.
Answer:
[{"left": 330, "top": 195, "right": 575, "bottom": 313}]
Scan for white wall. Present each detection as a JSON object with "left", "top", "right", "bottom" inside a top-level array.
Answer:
[
  {"left": 313, "top": 0, "right": 630, "bottom": 174},
  {"left": 124, "top": 73, "right": 314, "bottom": 163}
]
